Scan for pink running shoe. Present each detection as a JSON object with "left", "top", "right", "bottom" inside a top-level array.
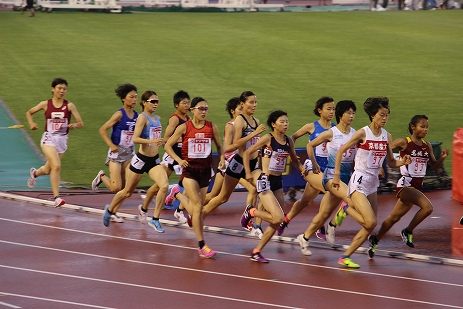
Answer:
[
  {"left": 198, "top": 245, "right": 216, "bottom": 258},
  {"left": 165, "top": 185, "right": 180, "bottom": 206}
]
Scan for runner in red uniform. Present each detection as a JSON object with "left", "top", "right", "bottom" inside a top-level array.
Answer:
[
  {"left": 368, "top": 115, "right": 449, "bottom": 257},
  {"left": 164, "top": 97, "right": 225, "bottom": 258},
  {"left": 26, "top": 78, "right": 84, "bottom": 207}
]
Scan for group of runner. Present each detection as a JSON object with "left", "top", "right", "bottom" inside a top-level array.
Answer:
[{"left": 26, "top": 78, "right": 450, "bottom": 268}]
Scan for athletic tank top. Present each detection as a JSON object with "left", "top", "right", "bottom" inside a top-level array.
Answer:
[
  {"left": 240, "top": 114, "right": 260, "bottom": 149},
  {"left": 110, "top": 108, "right": 138, "bottom": 147},
  {"left": 326, "top": 126, "right": 357, "bottom": 176},
  {"left": 181, "top": 120, "right": 214, "bottom": 168},
  {"left": 44, "top": 99, "right": 71, "bottom": 135},
  {"left": 354, "top": 125, "right": 388, "bottom": 177},
  {"left": 140, "top": 113, "right": 162, "bottom": 141},
  {"left": 310, "top": 120, "right": 336, "bottom": 171},
  {"left": 262, "top": 133, "right": 291, "bottom": 173},
  {"left": 399, "top": 137, "right": 431, "bottom": 178},
  {"left": 224, "top": 120, "right": 238, "bottom": 162}
]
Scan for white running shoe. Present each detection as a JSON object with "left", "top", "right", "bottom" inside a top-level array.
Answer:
[
  {"left": 138, "top": 204, "right": 148, "bottom": 224},
  {"left": 28, "top": 167, "right": 37, "bottom": 189},
  {"left": 92, "top": 170, "right": 105, "bottom": 191},
  {"left": 250, "top": 226, "right": 263, "bottom": 239},
  {"left": 111, "top": 215, "right": 124, "bottom": 223},
  {"left": 376, "top": 5, "right": 386, "bottom": 10},
  {"left": 326, "top": 224, "right": 336, "bottom": 246},
  {"left": 54, "top": 197, "right": 65, "bottom": 208},
  {"left": 297, "top": 234, "right": 312, "bottom": 256},
  {"left": 174, "top": 209, "right": 187, "bottom": 224}
]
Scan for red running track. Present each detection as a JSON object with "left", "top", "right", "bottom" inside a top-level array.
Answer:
[{"left": 0, "top": 190, "right": 463, "bottom": 309}]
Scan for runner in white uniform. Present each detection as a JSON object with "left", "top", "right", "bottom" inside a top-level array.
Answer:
[{"left": 332, "top": 97, "right": 411, "bottom": 269}]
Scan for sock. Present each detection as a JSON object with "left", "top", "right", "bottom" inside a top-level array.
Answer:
[
  {"left": 199, "top": 240, "right": 205, "bottom": 249},
  {"left": 140, "top": 207, "right": 147, "bottom": 213},
  {"left": 303, "top": 235, "right": 309, "bottom": 241},
  {"left": 329, "top": 221, "right": 336, "bottom": 227},
  {"left": 153, "top": 217, "right": 159, "bottom": 221},
  {"left": 252, "top": 248, "right": 261, "bottom": 254},
  {"left": 176, "top": 207, "right": 182, "bottom": 212},
  {"left": 284, "top": 215, "right": 291, "bottom": 224},
  {"left": 372, "top": 235, "right": 379, "bottom": 244},
  {"left": 249, "top": 208, "right": 256, "bottom": 217},
  {"left": 341, "top": 255, "right": 349, "bottom": 259},
  {"left": 343, "top": 203, "right": 349, "bottom": 213},
  {"left": 404, "top": 228, "right": 412, "bottom": 235},
  {"left": 54, "top": 195, "right": 59, "bottom": 199}
]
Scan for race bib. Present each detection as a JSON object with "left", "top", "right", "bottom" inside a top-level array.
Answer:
[
  {"left": 409, "top": 157, "right": 427, "bottom": 177},
  {"left": 228, "top": 157, "right": 244, "bottom": 174},
  {"left": 108, "top": 149, "right": 118, "bottom": 160},
  {"left": 246, "top": 136, "right": 260, "bottom": 149},
  {"left": 149, "top": 127, "right": 162, "bottom": 140},
  {"left": 269, "top": 152, "right": 289, "bottom": 172},
  {"left": 47, "top": 118, "right": 68, "bottom": 134},
  {"left": 367, "top": 150, "right": 386, "bottom": 168},
  {"left": 119, "top": 130, "right": 133, "bottom": 147},
  {"left": 315, "top": 142, "right": 328, "bottom": 157},
  {"left": 130, "top": 154, "right": 145, "bottom": 170},
  {"left": 256, "top": 174, "right": 270, "bottom": 193},
  {"left": 187, "top": 138, "right": 211, "bottom": 159}
]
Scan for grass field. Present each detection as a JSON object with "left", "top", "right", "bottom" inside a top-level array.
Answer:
[{"left": 0, "top": 10, "right": 462, "bottom": 187}]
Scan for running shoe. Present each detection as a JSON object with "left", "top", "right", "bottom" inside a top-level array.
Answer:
[
  {"left": 368, "top": 234, "right": 378, "bottom": 258},
  {"left": 338, "top": 256, "right": 360, "bottom": 268},
  {"left": 250, "top": 226, "right": 263, "bottom": 239},
  {"left": 243, "top": 219, "right": 254, "bottom": 232},
  {"left": 92, "top": 170, "right": 105, "bottom": 191},
  {"left": 315, "top": 225, "right": 326, "bottom": 240},
  {"left": 250, "top": 251, "right": 269, "bottom": 263},
  {"left": 54, "top": 197, "right": 65, "bottom": 208},
  {"left": 198, "top": 245, "right": 216, "bottom": 258},
  {"left": 400, "top": 229, "right": 414, "bottom": 248},
  {"left": 174, "top": 209, "right": 187, "bottom": 224},
  {"left": 148, "top": 218, "right": 165, "bottom": 233},
  {"left": 460, "top": 216, "right": 463, "bottom": 225},
  {"left": 27, "top": 167, "right": 37, "bottom": 189},
  {"left": 277, "top": 221, "right": 288, "bottom": 236},
  {"left": 240, "top": 204, "right": 254, "bottom": 229},
  {"left": 138, "top": 204, "right": 148, "bottom": 224},
  {"left": 296, "top": 234, "right": 312, "bottom": 256},
  {"left": 111, "top": 214, "right": 124, "bottom": 223},
  {"left": 165, "top": 184, "right": 180, "bottom": 206},
  {"left": 103, "top": 204, "right": 111, "bottom": 227},
  {"left": 335, "top": 201, "right": 348, "bottom": 226},
  {"left": 326, "top": 224, "right": 336, "bottom": 246}
]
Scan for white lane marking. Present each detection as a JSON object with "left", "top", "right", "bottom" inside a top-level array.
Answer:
[
  {"left": 1, "top": 262, "right": 462, "bottom": 309},
  {"left": 0, "top": 293, "right": 114, "bottom": 309},
  {"left": 0, "top": 300, "right": 21, "bottom": 309}
]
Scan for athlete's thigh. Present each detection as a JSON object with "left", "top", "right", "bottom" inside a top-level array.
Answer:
[
  {"left": 109, "top": 161, "right": 123, "bottom": 181},
  {"left": 182, "top": 178, "right": 202, "bottom": 205},
  {"left": 307, "top": 171, "right": 325, "bottom": 193},
  {"left": 147, "top": 164, "right": 169, "bottom": 186},
  {"left": 260, "top": 190, "right": 284, "bottom": 216},
  {"left": 41, "top": 144, "right": 61, "bottom": 165},
  {"left": 398, "top": 187, "right": 431, "bottom": 208}
]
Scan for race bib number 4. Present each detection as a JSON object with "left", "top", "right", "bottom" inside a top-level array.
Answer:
[{"left": 188, "top": 138, "right": 211, "bottom": 158}]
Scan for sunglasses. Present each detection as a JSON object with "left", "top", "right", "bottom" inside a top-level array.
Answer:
[
  {"left": 146, "top": 99, "right": 159, "bottom": 104},
  {"left": 192, "top": 106, "right": 209, "bottom": 112}
]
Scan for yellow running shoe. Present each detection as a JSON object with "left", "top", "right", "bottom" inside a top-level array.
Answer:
[{"left": 338, "top": 256, "right": 360, "bottom": 268}]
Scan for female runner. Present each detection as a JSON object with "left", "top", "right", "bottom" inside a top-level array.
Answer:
[{"left": 164, "top": 97, "right": 225, "bottom": 258}]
